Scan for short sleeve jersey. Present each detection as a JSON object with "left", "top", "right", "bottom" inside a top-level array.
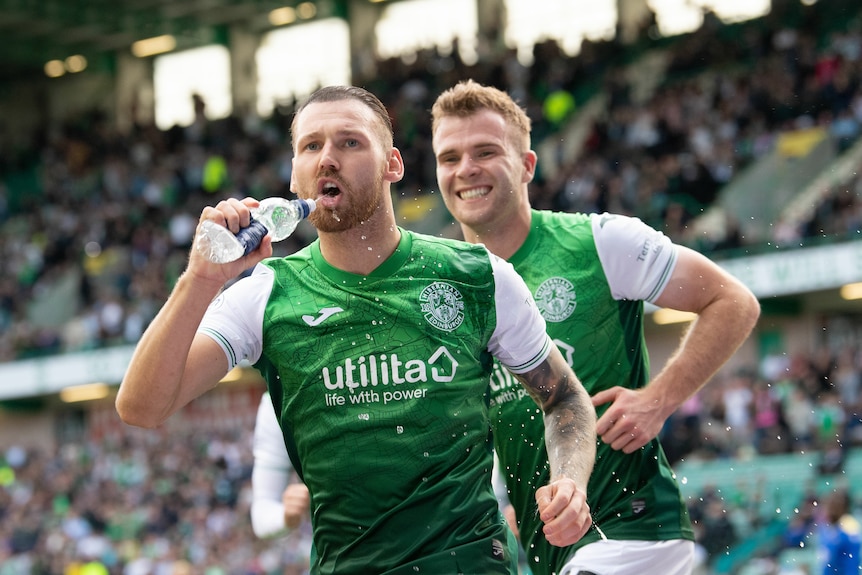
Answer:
[
  {"left": 200, "top": 229, "right": 552, "bottom": 575},
  {"left": 489, "top": 210, "right": 695, "bottom": 575}
]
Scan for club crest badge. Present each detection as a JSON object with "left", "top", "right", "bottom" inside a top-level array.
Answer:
[
  {"left": 535, "top": 277, "right": 576, "bottom": 322},
  {"left": 420, "top": 282, "right": 465, "bottom": 332}
]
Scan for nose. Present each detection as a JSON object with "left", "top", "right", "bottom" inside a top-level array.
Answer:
[
  {"left": 319, "top": 141, "right": 339, "bottom": 171},
  {"left": 454, "top": 154, "right": 479, "bottom": 179}
]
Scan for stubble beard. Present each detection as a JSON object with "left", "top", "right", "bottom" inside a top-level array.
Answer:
[{"left": 307, "top": 171, "right": 385, "bottom": 233}]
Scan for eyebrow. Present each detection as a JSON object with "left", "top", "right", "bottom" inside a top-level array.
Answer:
[
  {"left": 436, "top": 141, "right": 500, "bottom": 158},
  {"left": 297, "top": 127, "right": 371, "bottom": 144}
]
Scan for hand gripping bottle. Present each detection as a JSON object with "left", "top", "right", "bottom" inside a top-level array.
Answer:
[{"left": 196, "top": 197, "right": 316, "bottom": 263}]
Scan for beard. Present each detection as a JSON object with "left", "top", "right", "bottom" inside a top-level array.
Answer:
[{"left": 307, "top": 170, "right": 385, "bottom": 233}]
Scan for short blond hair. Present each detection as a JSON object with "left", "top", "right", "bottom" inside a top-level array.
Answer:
[{"left": 431, "top": 80, "right": 531, "bottom": 151}]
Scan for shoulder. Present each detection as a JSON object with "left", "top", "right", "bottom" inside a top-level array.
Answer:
[
  {"left": 591, "top": 212, "right": 674, "bottom": 254},
  {"left": 407, "top": 230, "right": 495, "bottom": 269},
  {"left": 590, "top": 211, "right": 651, "bottom": 235},
  {"left": 257, "top": 244, "right": 316, "bottom": 279},
  {"left": 531, "top": 209, "right": 596, "bottom": 249},
  {"left": 408, "top": 230, "right": 491, "bottom": 257},
  {"left": 535, "top": 209, "right": 592, "bottom": 228},
  {"left": 261, "top": 242, "right": 315, "bottom": 268}
]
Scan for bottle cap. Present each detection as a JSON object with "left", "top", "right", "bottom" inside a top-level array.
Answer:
[{"left": 300, "top": 198, "right": 316, "bottom": 217}]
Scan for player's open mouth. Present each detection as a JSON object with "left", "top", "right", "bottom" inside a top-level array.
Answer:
[
  {"left": 319, "top": 180, "right": 341, "bottom": 197},
  {"left": 459, "top": 186, "right": 490, "bottom": 200}
]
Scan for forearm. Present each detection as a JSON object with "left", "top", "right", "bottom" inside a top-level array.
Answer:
[
  {"left": 115, "top": 271, "right": 224, "bottom": 427},
  {"left": 517, "top": 348, "right": 597, "bottom": 488},
  {"left": 646, "top": 246, "right": 761, "bottom": 416},
  {"left": 650, "top": 305, "right": 757, "bottom": 404},
  {"left": 542, "top": 374, "right": 596, "bottom": 487}
]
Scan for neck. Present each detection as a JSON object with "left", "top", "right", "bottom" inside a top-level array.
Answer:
[
  {"left": 460, "top": 207, "right": 532, "bottom": 261},
  {"left": 318, "top": 215, "right": 401, "bottom": 275}
]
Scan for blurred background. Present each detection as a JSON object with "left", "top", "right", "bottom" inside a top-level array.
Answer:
[{"left": 1, "top": 0, "right": 862, "bottom": 573}]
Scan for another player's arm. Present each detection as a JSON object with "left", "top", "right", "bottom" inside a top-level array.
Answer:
[
  {"left": 513, "top": 345, "right": 597, "bottom": 546},
  {"left": 593, "top": 246, "right": 760, "bottom": 452},
  {"left": 646, "top": 246, "right": 761, "bottom": 414},
  {"left": 514, "top": 344, "right": 596, "bottom": 489},
  {"left": 486, "top": 250, "right": 596, "bottom": 545}
]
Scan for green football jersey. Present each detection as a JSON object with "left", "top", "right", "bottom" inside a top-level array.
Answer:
[
  {"left": 489, "top": 210, "right": 695, "bottom": 575},
  {"left": 201, "top": 229, "right": 554, "bottom": 575}
]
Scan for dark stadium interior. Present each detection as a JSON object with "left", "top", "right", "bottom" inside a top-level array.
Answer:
[{"left": 0, "top": 0, "right": 336, "bottom": 82}]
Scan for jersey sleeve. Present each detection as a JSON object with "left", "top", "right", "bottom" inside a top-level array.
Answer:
[
  {"left": 485, "top": 250, "right": 552, "bottom": 374},
  {"left": 591, "top": 213, "right": 679, "bottom": 303},
  {"left": 197, "top": 264, "right": 274, "bottom": 369},
  {"left": 251, "top": 392, "right": 293, "bottom": 538}
]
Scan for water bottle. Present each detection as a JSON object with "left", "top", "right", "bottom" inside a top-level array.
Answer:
[{"left": 196, "top": 197, "right": 316, "bottom": 263}]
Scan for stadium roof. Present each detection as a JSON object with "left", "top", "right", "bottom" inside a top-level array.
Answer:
[{"left": 0, "top": 0, "right": 337, "bottom": 82}]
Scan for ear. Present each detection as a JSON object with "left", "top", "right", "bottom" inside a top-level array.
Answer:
[
  {"left": 384, "top": 147, "right": 405, "bottom": 183},
  {"left": 522, "top": 150, "right": 538, "bottom": 184},
  {"left": 289, "top": 164, "right": 296, "bottom": 193}
]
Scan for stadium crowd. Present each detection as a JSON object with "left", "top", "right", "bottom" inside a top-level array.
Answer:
[
  {"left": 2, "top": 0, "right": 862, "bottom": 573},
  {"left": 0, "top": 422, "right": 314, "bottom": 574},
  {"left": 2, "top": 1, "right": 862, "bottom": 364},
  {"left": 1, "top": 339, "right": 860, "bottom": 574}
]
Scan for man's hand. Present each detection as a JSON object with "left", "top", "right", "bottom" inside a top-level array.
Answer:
[
  {"left": 282, "top": 483, "right": 311, "bottom": 530},
  {"left": 190, "top": 197, "right": 274, "bottom": 285},
  {"left": 592, "top": 386, "right": 668, "bottom": 453},
  {"left": 535, "top": 478, "right": 591, "bottom": 547}
]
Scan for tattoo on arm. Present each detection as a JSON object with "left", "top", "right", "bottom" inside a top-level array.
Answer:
[{"left": 514, "top": 352, "right": 597, "bottom": 485}]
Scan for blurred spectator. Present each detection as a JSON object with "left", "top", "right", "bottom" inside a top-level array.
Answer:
[
  {"left": 0, "top": 423, "right": 313, "bottom": 573},
  {"left": 817, "top": 489, "right": 861, "bottom": 574}
]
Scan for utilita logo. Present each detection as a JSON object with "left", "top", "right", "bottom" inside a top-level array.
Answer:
[{"left": 322, "top": 346, "right": 459, "bottom": 391}]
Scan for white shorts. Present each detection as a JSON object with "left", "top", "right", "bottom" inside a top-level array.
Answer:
[{"left": 559, "top": 538, "right": 695, "bottom": 575}]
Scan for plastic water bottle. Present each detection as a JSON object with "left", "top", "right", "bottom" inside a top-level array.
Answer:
[{"left": 195, "top": 197, "right": 316, "bottom": 263}]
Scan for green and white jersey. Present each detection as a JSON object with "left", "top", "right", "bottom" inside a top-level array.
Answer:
[
  {"left": 200, "top": 229, "right": 552, "bottom": 575},
  {"left": 489, "top": 210, "right": 695, "bottom": 575}
]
